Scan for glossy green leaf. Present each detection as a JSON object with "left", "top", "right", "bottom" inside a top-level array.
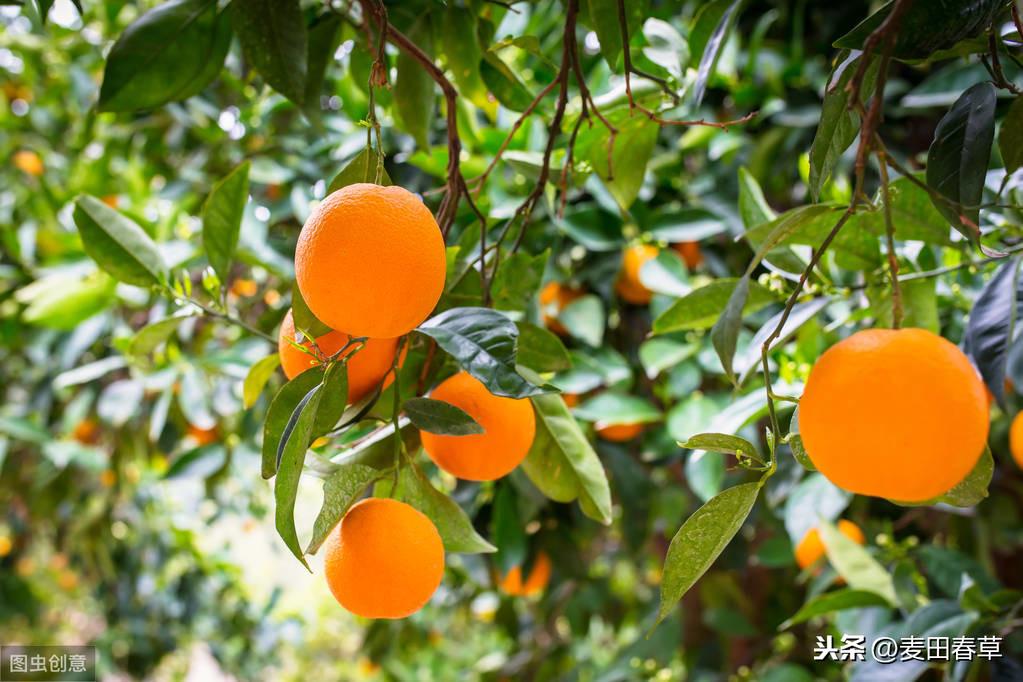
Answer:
[
  {"left": 395, "top": 21, "right": 435, "bottom": 149},
  {"left": 441, "top": 7, "right": 489, "bottom": 107},
  {"left": 21, "top": 271, "right": 116, "bottom": 331},
  {"left": 313, "top": 361, "right": 349, "bottom": 436},
  {"left": 98, "top": 0, "right": 231, "bottom": 112},
  {"left": 398, "top": 464, "right": 496, "bottom": 554},
  {"left": 327, "top": 147, "right": 393, "bottom": 194},
  {"left": 656, "top": 482, "right": 760, "bottom": 625},
  {"left": 261, "top": 368, "right": 324, "bottom": 479},
  {"left": 710, "top": 275, "right": 749, "bottom": 382},
  {"left": 480, "top": 54, "right": 534, "bottom": 112},
  {"left": 416, "top": 306, "right": 547, "bottom": 398},
  {"left": 129, "top": 315, "right": 191, "bottom": 361},
  {"left": 230, "top": 0, "right": 307, "bottom": 104},
  {"left": 404, "top": 397, "right": 483, "bottom": 435},
  {"left": 782, "top": 589, "right": 891, "bottom": 629},
  {"left": 654, "top": 278, "right": 776, "bottom": 333},
  {"left": 73, "top": 195, "right": 166, "bottom": 287},
  {"left": 682, "top": 433, "right": 760, "bottom": 460},
  {"left": 573, "top": 391, "right": 661, "bottom": 425},
  {"left": 306, "top": 463, "right": 384, "bottom": 554},
  {"left": 926, "top": 81, "right": 996, "bottom": 242},
  {"left": 558, "top": 294, "right": 605, "bottom": 347},
  {"left": 274, "top": 382, "right": 321, "bottom": 569},
  {"left": 690, "top": 0, "right": 742, "bottom": 106},
  {"left": 202, "top": 161, "right": 249, "bottom": 283},
  {"left": 515, "top": 323, "right": 572, "bottom": 373},
  {"left": 491, "top": 250, "right": 548, "bottom": 312},
  {"left": 589, "top": 116, "right": 658, "bottom": 210},
  {"left": 304, "top": 14, "right": 342, "bottom": 113},
  {"left": 582, "top": 0, "right": 648, "bottom": 67}
]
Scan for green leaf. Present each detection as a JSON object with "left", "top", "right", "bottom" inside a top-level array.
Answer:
[
  {"left": 479, "top": 53, "right": 534, "bottom": 111},
  {"left": 261, "top": 368, "right": 324, "bottom": 479},
  {"left": 858, "top": 175, "right": 954, "bottom": 245},
  {"left": 737, "top": 167, "right": 776, "bottom": 228},
  {"left": 243, "top": 354, "right": 281, "bottom": 409},
  {"left": 639, "top": 250, "right": 690, "bottom": 297},
  {"left": 73, "top": 195, "right": 166, "bottom": 287},
  {"left": 274, "top": 383, "right": 322, "bottom": 569},
  {"left": 304, "top": 14, "right": 342, "bottom": 113},
  {"left": 306, "top": 463, "right": 385, "bottom": 554},
  {"left": 416, "top": 306, "right": 547, "bottom": 398},
  {"left": 98, "top": 0, "right": 231, "bottom": 112},
  {"left": 690, "top": 0, "right": 742, "bottom": 106},
  {"left": 441, "top": 7, "right": 489, "bottom": 107},
  {"left": 20, "top": 271, "right": 116, "bottom": 331},
  {"left": 653, "top": 278, "right": 776, "bottom": 333},
  {"left": 835, "top": 0, "right": 1004, "bottom": 62},
  {"left": 313, "top": 361, "right": 349, "bottom": 436},
  {"left": 999, "top": 95, "right": 1023, "bottom": 175},
  {"left": 492, "top": 250, "right": 548, "bottom": 312},
  {"left": 129, "top": 314, "right": 192, "bottom": 361},
  {"left": 582, "top": 0, "right": 648, "bottom": 68},
  {"left": 327, "top": 147, "right": 393, "bottom": 194},
  {"left": 682, "top": 433, "right": 760, "bottom": 460},
  {"left": 202, "top": 161, "right": 249, "bottom": 283},
  {"left": 710, "top": 275, "right": 749, "bottom": 382},
  {"left": 230, "top": 0, "right": 308, "bottom": 104},
  {"left": 819, "top": 519, "right": 896, "bottom": 604},
  {"left": 395, "top": 20, "right": 435, "bottom": 149},
  {"left": 926, "top": 81, "right": 996, "bottom": 242},
  {"left": 638, "top": 338, "right": 697, "bottom": 378},
  {"left": 291, "top": 283, "right": 332, "bottom": 338},
  {"left": 808, "top": 51, "right": 878, "bottom": 201},
  {"left": 523, "top": 389, "right": 612, "bottom": 524},
  {"left": 515, "top": 323, "right": 572, "bottom": 373},
  {"left": 398, "top": 464, "right": 496, "bottom": 554},
  {"left": 589, "top": 116, "right": 659, "bottom": 210},
  {"left": 573, "top": 392, "right": 661, "bottom": 426},
  {"left": 781, "top": 589, "right": 891, "bottom": 629},
  {"left": 404, "top": 397, "right": 484, "bottom": 435},
  {"left": 558, "top": 294, "right": 605, "bottom": 347},
  {"left": 656, "top": 482, "right": 760, "bottom": 626},
  {"left": 491, "top": 482, "right": 528, "bottom": 572}
]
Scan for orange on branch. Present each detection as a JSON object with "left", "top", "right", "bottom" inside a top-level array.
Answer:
[
  {"left": 595, "top": 421, "right": 645, "bottom": 442},
  {"left": 615, "top": 244, "right": 658, "bottom": 305},
  {"left": 1009, "top": 412, "right": 1023, "bottom": 469},
  {"left": 72, "top": 419, "right": 100, "bottom": 445},
  {"left": 540, "top": 282, "right": 583, "bottom": 335},
  {"left": 187, "top": 424, "right": 218, "bottom": 446},
  {"left": 673, "top": 241, "right": 703, "bottom": 270},
  {"left": 420, "top": 372, "right": 536, "bottom": 481},
  {"left": 13, "top": 150, "right": 43, "bottom": 176},
  {"left": 323, "top": 497, "right": 444, "bottom": 619},
  {"left": 277, "top": 309, "right": 401, "bottom": 404},
  {"left": 800, "top": 328, "right": 988, "bottom": 502},
  {"left": 795, "top": 520, "right": 865, "bottom": 570},
  {"left": 295, "top": 184, "right": 446, "bottom": 338},
  {"left": 498, "top": 552, "right": 552, "bottom": 597}
]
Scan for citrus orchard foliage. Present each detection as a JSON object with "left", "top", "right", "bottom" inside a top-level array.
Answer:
[{"left": 3, "top": 0, "right": 1023, "bottom": 678}]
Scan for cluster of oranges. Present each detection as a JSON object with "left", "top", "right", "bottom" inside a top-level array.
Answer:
[{"left": 278, "top": 183, "right": 542, "bottom": 619}]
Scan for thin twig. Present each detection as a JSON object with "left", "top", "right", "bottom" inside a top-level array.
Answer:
[{"left": 877, "top": 150, "right": 902, "bottom": 328}]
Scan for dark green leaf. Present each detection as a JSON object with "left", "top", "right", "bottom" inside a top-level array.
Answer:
[
  {"left": 656, "top": 482, "right": 760, "bottom": 626},
  {"left": 306, "top": 463, "right": 384, "bottom": 554},
  {"left": 404, "top": 397, "right": 484, "bottom": 435},
  {"left": 737, "top": 167, "right": 776, "bottom": 228},
  {"left": 492, "top": 482, "right": 528, "bottom": 572},
  {"left": 441, "top": 7, "right": 489, "bottom": 106},
  {"left": 492, "top": 250, "right": 548, "bottom": 312},
  {"left": 261, "top": 368, "right": 324, "bottom": 479},
  {"left": 480, "top": 54, "right": 534, "bottom": 112},
  {"left": 73, "top": 195, "right": 166, "bottom": 287},
  {"left": 589, "top": 116, "right": 659, "bottom": 210},
  {"left": 202, "top": 161, "right": 249, "bottom": 283},
  {"left": 274, "top": 383, "right": 322, "bottom": 569},
  {"left": 416, "top": 306, "right": 547, "bottom": 398},
  {"left": 515, "top": 322, "right": 571, "bottom": 373},
  {"left": 965, "top": 257, "right": 1022, "bottom": 405},
  {"left": 690, "top": 0, "right": 742, "bottom": 106},
  {"left": 1000, "top": 95, "right": 1023, "bottom": 175},
  {"left": 558, "top": 294, "right": 605, "bottom": 347},
  {"left": 926, "top": 81, "right": 996, "bottom": 241},
  {"left": 582, "top": 0, "right": 648, "bottom": 67},
  {"left": 304, "top": 14, "right": 342, "bottom": 113},
  {"left": 129, "top": 315, "right": 191, "bottom": 361},
  {"left": 682, "top": 433, "right": 760, "bottom": 460},
  {"left": 327, "top": 147, "right": 392, "bottom": 194},
  {"left": 230, "top": 0, "right": 308, "bottom": 104},
  {"left": 313, "top": 361, "right": 349, "bottom": 436},
  {"left": 98, "top": 0, "right": 231, "bottom": 112},
  {"left": 395, "top": 21, "right": 435, "bottom": 149}
]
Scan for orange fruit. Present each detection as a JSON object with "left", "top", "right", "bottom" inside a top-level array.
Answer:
[
  {"left": 295, "top": 184, "right": 446, "bottom": 338},
  {"left": 277, "top": 309, "right": 401, "bottom": 403},
  {"left": 540, "top": 282, "right": 583, "bottom": 335},
  {"left": 72, "top": 419, "right": 100, "bottom": 445},
  {"left": 498, "top": 552, "right": 552, "bottom": 597},
  {"left": 615, "top": 244, "right": 658, "bottom": 305},
  {"left": 230, "top": 278, "right": 258, "bottom": 297},
  {"left": 673, "top": 241, "right": 703, "bottom": 270},
  {"left": 562, "top": 393, "right": 580, "bottom": 408},
  {"left": 420, "top": 372, "right": 536, "bottom": 481},
  {"left": 101, "top": 195, "right": 119, "bottom": 208},
  {"left": 595, "top": 421, "right": 645, "bottom": 442},
  {"left": 800, "top": 328, "right": 989, "bottom": 501},
  {"left": 187, "top": 424, "right": 218, "bottom": 446},
  {"left": 1009, "top": 412, "right": 1023, "bottom": 469},
  {"left": 323, "top": 497, "right": 444, "bottom": 619},
  {"left": 13, "top": 150, "right": 43, "bottom": 176},
  {"left": 795, "top": 520, "right": 865, "bottom": 570}
]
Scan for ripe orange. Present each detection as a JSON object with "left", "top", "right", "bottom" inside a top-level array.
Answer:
[
  {"left": 187, "top": 424, "right": 218, "bottom": 446},
  {"left": 277, "top": 309, "right": 400, "bottom": 403},
  {"left": 101, "top": 195, "right": 119, "bottom": 208},
  {"left": 0, "top": 535, "right": 12, "bottom": 557},
  {"left": 72, "top": 419, "right": 100, "bottom": 445},
  {"left": 615, "top": 244, "right": 658, "bottom": 305},
  {"left": 295, "top": 184, "right": 446, "bottom": 338},
  {"left": 230, "top": 278, "right": 258, "bottom": 297},
  {"left": 323, "top": 497, "right": 444, "bottom": 619},
  {"left": 420, "top": 372, "right": 536, "bottom": 481},
  {"left": 562, "top": 392, "right": 580, "bottom": 408},
  {"left": 13, "top": 150, "right": 43, "bottom": 176},
  {"left": 498, "top": 552, "right": 552, "bottom": 597},
  {"left": 595, "top": 421, "right": 645, "bottom": 442},
  {"left": 795, "top": 520, "right": 865, "bottom": 570},
  {"left": 673, "top": 241, "right": 703, "bottom": 270},
  {"left": 800, "top": 328, "right": 989, "bottom": 501},
  {"left": 540, "top": 282, "right": 583, "bottom": 335},
  {"left": 1009, "top": 412, "right": 1023, "bottom": 469}
]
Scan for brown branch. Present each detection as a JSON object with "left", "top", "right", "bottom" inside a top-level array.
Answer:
[
  {"left": 877, "top": 150, "right": 902, "bottom": 328},
  {"left": 986, "top": 30, "right": 1022, "bottom": 95},
  {"left": 616, "top": 0, "right": 679, "bottom": 105},
  {"left": 1013, "top": 3, "right": 1023, "bottom": 41}
]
